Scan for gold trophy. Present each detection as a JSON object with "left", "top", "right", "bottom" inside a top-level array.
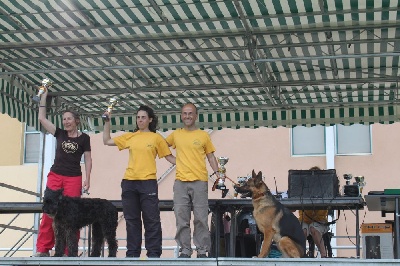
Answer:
[
  {"left": 102, "top": 97, "right": 118, "bottom": 122},
  {"left": 32, "top": 78, "right": 53, "bottom": 103}
]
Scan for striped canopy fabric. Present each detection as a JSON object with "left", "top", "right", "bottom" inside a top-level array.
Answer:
[{"left": 0, "top": 0, "right": 399, "bottom": 131}]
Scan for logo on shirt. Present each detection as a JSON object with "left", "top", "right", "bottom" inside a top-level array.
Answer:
[
  {"left": 62, "top": 140, "right": 78, "bottom": 154},
  {"left": 193, "top": 139, "right": 201, "bottom": 146},
  {"left": 147, "top": 143, "right": 154, "bottom": 149}
]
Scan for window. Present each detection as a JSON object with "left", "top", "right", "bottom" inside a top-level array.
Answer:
[
  {"left": 336, "top": 124, "right": 372, "bottom": 155},
  {"left": 291, "top": 126, "right": 325, "bottom": 156},
  {"left": 291, "top": 124, "right": 372, "bottom": 156},
  {"left": 24, "top": 125, "right": 40, "bottom": 163}
]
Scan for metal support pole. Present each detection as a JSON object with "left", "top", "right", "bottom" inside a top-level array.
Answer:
[
  {"left": 229, "top": 208, "right": 237, "bottom": 257},
  {"left": 214, "top": 205, "right": 220, "bottom": 257},
  {"left": 33, "top": 131, "right": 46, "bottom": 254},
  {"left": 395, "top": 197, "right": 400, "bottom": 259},
  {"left": 355, "top": 206, "right": 360, "bottom": 258},
  {"left": 87, "top": 225, "right": 92, "bottom": 256}
]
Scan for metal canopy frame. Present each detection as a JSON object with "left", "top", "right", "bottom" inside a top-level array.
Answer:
[{"left": 1, "top": 0, "right": 400, "bottom": 131}]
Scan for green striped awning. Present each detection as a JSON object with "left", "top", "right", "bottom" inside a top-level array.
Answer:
[
  {"left": 90, "top": 105, "right": 398, "bottom": 132},
  {"left": 1, "top": 0, "right": 400, "bottom": 131}
]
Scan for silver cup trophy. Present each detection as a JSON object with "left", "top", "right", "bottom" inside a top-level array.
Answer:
[
  {"left": 102, "top": 97, "right": 118, "bottom": 122},
  {"left": 32, "top": 78, "right": 53, "bottom": 103},
  {"left": 354, "top": 176, "right": 366, "bottom": 195},
  {"left": 217, "top": 157, "right": 229, "bottom": 190}
]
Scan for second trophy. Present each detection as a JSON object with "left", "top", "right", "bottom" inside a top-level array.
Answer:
[{"left": 102, "top": 97, "right": 118, "bottom": 122}]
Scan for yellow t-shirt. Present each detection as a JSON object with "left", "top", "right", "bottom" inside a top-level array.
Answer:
[
  {"left": 166, "top": 128, "right": 215, "bottom": 182},
  {"left": 299, "top": 209, "right": 328, "bottom": 224},
  {"left": 113, "top": 131, "right": 171, "bottom": 181}
]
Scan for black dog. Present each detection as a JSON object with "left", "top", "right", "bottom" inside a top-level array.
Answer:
[{"left": 42, "top": 187, "right": 118, "bottom": 257}]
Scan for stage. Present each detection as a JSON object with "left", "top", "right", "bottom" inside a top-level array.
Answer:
[
  {"left": 0, "top": 197, "right": 365, "bottom": 259},
  {"left": 0, "top": 257, "right": 399, "bottom": 266}
]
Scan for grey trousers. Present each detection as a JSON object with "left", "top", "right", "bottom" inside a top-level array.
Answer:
[{"left": 173, "top": 180, "right": 211, "bottom": 256}]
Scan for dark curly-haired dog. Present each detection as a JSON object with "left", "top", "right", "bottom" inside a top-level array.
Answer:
[{"left": 42, "top": 187, "right": 118, "bottom": 257}]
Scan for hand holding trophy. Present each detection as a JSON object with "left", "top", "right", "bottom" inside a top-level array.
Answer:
[
  {"left": 32, "top": 78, "right": 53, "bottom": 103},
  {"left": 102, "top": 97, "right": 118, "bottom": 122}
]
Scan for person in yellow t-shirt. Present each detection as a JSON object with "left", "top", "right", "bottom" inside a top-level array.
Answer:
[
  {"left": 166, "top": 103, "right": 221, "bottom": 258},
  {"left": 103, "top": 105, "right": 175, "bottom": 258},
  {"left": 298, "top": 166, "right": 329, "bottom": 258}
]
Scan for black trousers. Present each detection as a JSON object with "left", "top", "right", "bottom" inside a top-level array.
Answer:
[{"left": 121, "top": 179, "right": 162, "bottom": 257}]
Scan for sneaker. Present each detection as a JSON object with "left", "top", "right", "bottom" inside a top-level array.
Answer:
[
  {"left": 178, "top": 253, "right": 191, "bottom": 258},
  {"left": 34, "top": 251, "right": 50, "bottom": 257},
  {"left": 197, "top": 253, "right": 208, "bottom": 258}
]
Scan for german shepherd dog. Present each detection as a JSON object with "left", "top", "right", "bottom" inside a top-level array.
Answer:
[{"left": 234, "top": 170, "right": 306, "bottom": 258}]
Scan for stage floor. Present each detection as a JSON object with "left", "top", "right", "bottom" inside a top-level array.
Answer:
[{"left": 0, "top": 257, "right": 399, "bottom": 266}]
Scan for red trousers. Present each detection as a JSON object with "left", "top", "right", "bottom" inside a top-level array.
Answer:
[{"left": 36, "top": 171, "right": 82, "bottom": 253}]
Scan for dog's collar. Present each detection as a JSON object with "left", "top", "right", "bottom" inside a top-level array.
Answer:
[{"left": 252, "top": 192, "right": 265, "bottom": 200}]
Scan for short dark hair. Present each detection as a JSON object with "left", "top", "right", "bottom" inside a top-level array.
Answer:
[{"left": 135, "top": 105, "right": 158, "bottom": 133}]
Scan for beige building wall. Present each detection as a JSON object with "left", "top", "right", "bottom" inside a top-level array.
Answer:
[
  {"left": 1, "top": 113, "right": 400, "bottom": 258},
  {"left": 0, "top": 113, "right": 24, "bottom": 166},
  {"left": 0, "top": 164, "right": 38, "bottom": 257},
  {"left": 0, "top": 114, "right": 39, "bottom": 257}
]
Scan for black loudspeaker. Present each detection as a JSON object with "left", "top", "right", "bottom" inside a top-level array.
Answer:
[{"left": 288, "top": 169, "right": 339, "bottom": 199}]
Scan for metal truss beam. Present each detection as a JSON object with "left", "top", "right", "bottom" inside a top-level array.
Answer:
[
  {"left": 1, "top": 38, "right": 398, "bottom": 64},
  {"left": 47, "top": 77, "right": 399, "bottom": 96},
  {"left": 0, "top": 6, "right": 396, "bottom": 36},
  {"left": 0, "top": 22, "right": 398, "bottom": 50},
  {"left": 1, "top": 52, "right": 399, "bottom": 76}
]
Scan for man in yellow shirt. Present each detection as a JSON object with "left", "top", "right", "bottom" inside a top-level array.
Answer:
[{"left": 166, "top": 103, "right": 220, "bottom": 258}]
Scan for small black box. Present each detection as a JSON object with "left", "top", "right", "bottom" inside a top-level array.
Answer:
[
  {"left": 344, "top": 185, "right": 360, "bottom": 197},
  {"left": 288, "top": 169, "right": 339, "bottom": 199}
]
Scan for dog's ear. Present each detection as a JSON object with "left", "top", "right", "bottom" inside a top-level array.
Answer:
[
  {"left": 257, "top": 171, "right": 262, "bottom": 178},
  {"left": 254, "top": 171, "right": 263, "bottom": 187},
  {"left": 255, "top": 171, "right": 263, "bottom": 183},
  {"left": 252, "top": 169, "right": 256, "bottom": 178}
]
